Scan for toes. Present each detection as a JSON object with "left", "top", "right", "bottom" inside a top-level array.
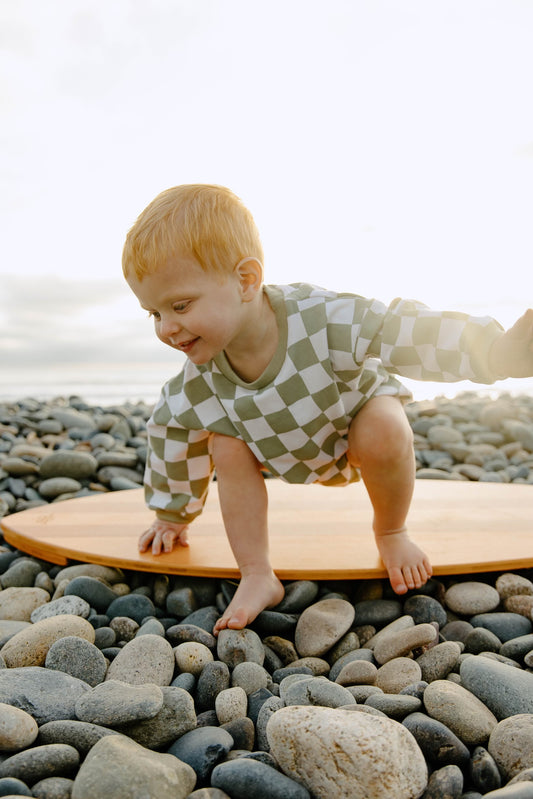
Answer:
[
  {"left": 388, "top": 566, "right": 408, "bottom": 595},
  {"left": 226, "top": 607, "right": 249, "bottom": 629}
]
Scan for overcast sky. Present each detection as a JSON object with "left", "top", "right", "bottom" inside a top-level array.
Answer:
[{"left": 1, "top": 0, "right": 532, "bottom": 379}]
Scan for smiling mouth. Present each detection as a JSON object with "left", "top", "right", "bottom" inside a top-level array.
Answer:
[{"left": 176, "top": 337, "right": 199, "bottom": 353}]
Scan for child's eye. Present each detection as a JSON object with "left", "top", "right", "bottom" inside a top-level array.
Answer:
[
  {"left": 173, "top": 302, "right": 190, "bottom": 313},
  {"left": 147, "top": 311, "right": 161, "bottom": 320}
]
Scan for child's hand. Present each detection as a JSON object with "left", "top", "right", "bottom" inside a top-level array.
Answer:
[
  {"left": 489, "top": 309, "right": 533, "bottom": 378},
  {"left": 138, "top": 519, "right": 189, "bottom": 555}
]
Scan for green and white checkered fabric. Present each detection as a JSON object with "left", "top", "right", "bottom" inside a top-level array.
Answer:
[{"left": 146, "top": 283, "right": 504, "bottom": 523}]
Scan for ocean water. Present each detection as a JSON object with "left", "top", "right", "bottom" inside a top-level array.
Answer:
[{"left": 2, "top": 361, "right": 533, "bottom": 408}]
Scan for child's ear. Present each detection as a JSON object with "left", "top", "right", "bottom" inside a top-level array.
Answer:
[{"left": 235, "top": 257, "right": 263, "bottom": 301}]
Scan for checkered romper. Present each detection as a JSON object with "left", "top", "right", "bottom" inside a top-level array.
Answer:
[{"left": 145, "top": 283, "right": 503, "bottom": 523}]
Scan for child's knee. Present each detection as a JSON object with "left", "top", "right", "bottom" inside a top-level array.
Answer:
[{"left": 348, "top": 397, "right": 413, "bottom": 466}]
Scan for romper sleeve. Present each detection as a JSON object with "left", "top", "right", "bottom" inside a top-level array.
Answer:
[
  {"left": 359, "top": 297, "right": 505, "bottom": 384},
  {"left": 144, "top": 387, "right": 214, "bottom": 524}
]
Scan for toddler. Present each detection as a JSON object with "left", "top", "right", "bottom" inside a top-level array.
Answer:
[{"left": 123, "top": 184, "right": 533, "bottom": 634}]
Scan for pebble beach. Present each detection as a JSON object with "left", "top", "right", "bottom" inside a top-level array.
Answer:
[{"left": 1, "top": 392, "right": 533, "bottom": 798}]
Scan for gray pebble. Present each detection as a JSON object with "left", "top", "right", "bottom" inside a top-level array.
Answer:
[
  {"left": 461, "top": 655, "right": 533, "bottom": 718},
  {"left": 0, "top": 743, "right": 79, "bottom": 785},
  {"left": 75, "top": 680, "right": 163, "bottom": 725},
  {"left": 167, "top": 726, "right": 234, "bottom": 782},
  {"left": 63, "top": 575, "right": 118, "bottom": 613},
  {"left": 217, "top": 628, "right": 265, "bottom": 667},
  {"left": 211, "top": 758, "right": 311, "bottom": 799},
  {"left": 471, "top": 612, "right": 532, "bottom": 642},
  {"left": 45, "top": 636, "right": 108, "bottom": 686}
]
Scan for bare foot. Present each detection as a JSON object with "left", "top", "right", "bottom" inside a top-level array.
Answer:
[
  {"left": 374, "top": 528, "right": 433, "bottom": 595},
  {"left": 213, "top": 571, "right": 285, "bottom": 636}
]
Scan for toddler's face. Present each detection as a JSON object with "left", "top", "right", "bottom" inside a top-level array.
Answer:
[{"left": 127, "top": 254, "right": 247, "bottom": 365}]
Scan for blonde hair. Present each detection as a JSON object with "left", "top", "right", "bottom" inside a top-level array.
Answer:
[{"left": 122, "top": 184, "right": 264, "bottom": 279}]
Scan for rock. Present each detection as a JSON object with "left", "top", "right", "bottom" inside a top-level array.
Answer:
[
  {"left": 0, "top": 743, "right": 80, "bottom": 784},
  {"left": 416, "top": 641, "right": 462, "bottom": 682},
  {"left": 174, "top": 642, "right": 213, "bottom": 676},
  {"left": 274, "top": 580, "right": 319, "bottom": 613},
  {"left": 106, "top": 594, "right": 156, "bottom": 625},
  {"left": 167, "top": 726, "right": 234, "bottom": 784},
  {"left": 216, "top": 628, "right": 265, "bottom": 667},
  {"left": 121, "top": 686, "right": 197, "bottom": 748},
  {"left": 211, "top": 758, "right": 311, "bottom": 799},
  {"left": 423, "top": 679, "right": 498, "bottom": 745},
  {"left": 0, "top": 702, "right": 38, "bottom": 751},
  {"left": 488, "top": 715, "right": 533, "bottom": 781},
  {"left": 39, "top": 477, "right": 82, "bottom": 499},
  {"left": 294, "top": 599, "right": 355, "bottom": 657},
  {"left": 231, "top": 661, "right": 270, "bottom": 695},
  {"left": 470, "top": 745, "right": 502, "bottom": 794},
  {"left": 30, "top": 595, "right": 91, "bottom": 623},
  {"left": 37, "top": 719, "right": 123, "bottom": 753},
  {"left": 0, "top": 667, "right": 90, "bottom": 724},
  {"left": 375, "top": 657, "right": 422, "bottom": 693},
  {"left": 403, "top": 595, "right": 448, "bottom": 627},
  {"left": 422, "top": 764, "right": 464, "bottom": 798},
  {"left": 352, "top": 599, "right": 402, "bottom": 628},
  {"left": 444, "top": 581, "right": 501, "bottom": 615},
  {"left": 0, "top": 614, "right": 95, "bottom": 668},
  {"left": 0, "top": 776, "right": 33, "bottom": 795},
  {"left": 335, "top": 659, "right": 378, "bottom": 686},
  {"left": 0, "top": 587, "right": 50, "bottom": 621},
  {"left": 402, "top": 712, "right": 470, "bottom": 769},
  {"left": 75, "top": 680, "right": 164, "bottom": 726},
  {"left": 63, "top": 576, "right": 118, "bottom": 613},
  {"left": 373, "top": 623, "right": 438, "bottom": 665},
  {"left": 267, "top": 705, "right": 428, "bottom": 798},
  {"left": 45, "top": 636, "right": 108, "bottom": 686},
  {"left": 364, "top": 693, "right": 421, "bottom": 720},
  {"left": 215, "top": 687, "right": 248, "bottom": 724},
  {"left": 105, "top": 634, "right": 175, "bottom": 685},
  {"left": 39, "top": 451, "right": 98, "bottom": 480},
  {"left": 496, "top": 573, "right": 533, "bottom": 601},
  {"left": 71, "top": 734, "right": 196, "bottom": 799},
  {"left": 470, "top": 612, "right": 532, "bottom": 642},
  {"left": 195, "top": 661, "right": 231, "bottom": 712},
  {"left": 460, "top": 655, "right": 533, "bottom": 718},
  {"left": 32, "top": 776, "right": 75, "bottom": 799}
]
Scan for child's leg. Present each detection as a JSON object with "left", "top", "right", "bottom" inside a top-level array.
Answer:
[
  {"left": 347, "top": 395, "right": 432, "bottom": 594},
  {"left": 211, "top": 434, "right": 284, "bottom": 634}
]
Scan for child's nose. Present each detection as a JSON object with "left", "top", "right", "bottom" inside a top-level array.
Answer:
[{"left": 159, "top": 314, "right": 181, "bottom": 339}]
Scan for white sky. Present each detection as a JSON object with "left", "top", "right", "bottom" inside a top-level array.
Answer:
[{"left": 1, "top": 0, "right": 532, "bottom": 378}]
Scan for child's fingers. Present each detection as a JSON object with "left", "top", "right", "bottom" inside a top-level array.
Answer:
[{"left": 138, "top": 528, "right": 156, "bottom": 553}]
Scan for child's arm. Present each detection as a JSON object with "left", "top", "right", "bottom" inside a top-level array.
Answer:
[
  {"left": 488, "top": 309, "right": 533, "bottom": 378},
  {"left": 138, "top": 517, "right": 189, "bottom": 555}
]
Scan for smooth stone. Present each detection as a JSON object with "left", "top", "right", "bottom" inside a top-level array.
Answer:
[
  {"left": 375, "top": 657, "right": 422, "bottom": 693},
  {"left": 294, "top": 599, "right": 355, "bottom": 657},
  {"left": 274, "top": 580, "right": 319, "bottom": 613},
  {"left": 262, "top": 636, "right": 298, "bottom": 665},
  {"left": 0, "top": 744, "right": 80, "bottom": 784},
  {"left": 109, "top": 616, "right": 139, "bottom": 641},
  {"left": 501, "top": 634, "right": 533, "bottom": 663},
  {"left": 422, "top": 764, "right": 463, "bottom": 798},
  {"left": 31, "top": 776, "right": 75, "bottom": 799},
  {"left": 187, "top": 790, "right": 232, "bottom": 799},
  {"left": 0, "top": 587, "right": 50, "bottom": 621},
  {"left": 0, "top": 777, "right": 32, "bottom": 796},
  {"left": 231, "top": 661, "right": 270, "bottom": 694},
  {"left": 167, "top": 726, "right": 234, "bottom": 783},
  {"left": 75, "top": 679, "right": 163, "bottom": 725},
  {"left": 166, "top": 587, "right": 198, "bottom": 618},
  {"left": 252, "top": 611, "right": 298, "bottom": 638},
  {"left": 53, "top": 565, "right": 124, "bottom": 586},
  {"left": 0, "top": 667, "right": 90, "bottom": 724},
  {"left": 37, "top": 719, "right": 122, "bottom": 753},
  {"left": 71, "top": 734, "right": 196, "bottom": 799},
  {"left": 174, "top": 641, "right": 213, "bottom": 676},
  {"left": 364, "top": 693, "right": 421, "bottom": 720},
  {"left": 267, "top": 705, "right": 428, "bottom": 799},
  {"left": 166, "top": 623, "right": 216, "bottom": 650},
  {"left": 1, "top": 457, "right": 40, "bottom": 476},
  {"left": 352, "top": 599, "right": 402, "bottom": 628},
  {"left": 39, "top": 477, "right": 82, "bottom": 499},
  {"left": 215, "top": 686, "right": 248, "bottom": 724},
  {"left": 423, "top": 679, "right": 498, "bottom": 745},
  {"left": 196, "top": 661, "right": 231, "bottom": 712},
  {"left": 328, "top": 648, "right": 375, "bottom": 682},
  {"left": 335, "top": 659, "right": 378, "bottom": 686},
  {"left": 465, "top": 627, "right": 502, "bottom": 654},
  {"left": 427, "top": 425, "right": 464, "bottom": 446},
  {"left": 105, "top": 634, "right": 175, "bottom": 685},
  {"left": 180, "top": 606, "right": 220, "bottom": 633},
  {"left": 30, "top": 595, "right": 91, "bottom": 623},
  {"left": 470, "top": 612, "right": 532, "bottom": 642},
  {"left": 1, "top": 614, "right": 95, "bottom": 668},
  {"left": 0, "top": 702, "right": 38, "bottom": 751},
  {"left": 470, "top": 745, "right": 502, "bottom": 794},
  {"left": 172, "top": 672, "right": 196, "bottom": 693},
  {"left": 496, "top": 573, "right": 533, "bottom": 600},
  {"left": 120, "top": 686, "right": 197, "bottom": 748},
  {"left": 444, "top": 581, "right": 501, "bottom": 615},
  {"left": 216, "top": 628, "right": 265, "bottom": 667},
  {"left": 136, "top": 617, "right": 166, "bottom": 637},
  {"left": 505, "top": 595, "right": 533, "bottom": 617},
  {"left": 460, "top": 654, "right": 533, "bottom": 718},
  {"left": 373, "top": 623, "right": 438, "bottom": 665},
  {"left": 39, "top": 451, "right": 97, "bottom": 480},
  {"left": 489, "top": 715, "right": 533, "bottom": 781},
  {"left": 288, "top": 657, "right": 331, "bottom": 676},
  {"left": 484, "top": 785, "right": 533, "bottom": 797},
  {"left": 220, "top": 716, "right": 255, "bottom": 751},
  {"left": 44, "top": 636, "right": 108, "bottom": 686},
  {"left": 63, "top": 576, "right": 118, "bottom": 613},
  {"left": 0, "top": 558, "right": 43, "bottom": 588},
  {"left": 416, "top": 641, "right": 462, "bottom": 682},
  {"left": 255, "top": 695, "right": 284, "bottom": 751},
  {"left": 402, "top": 712, "right": 470, "bottom": 769},
  {"left": 212, "top": 759, "right": 310, "bottom": 799},
  {"left": 106, "top": 593, "right": 156, "bottom": 624},
  {"left": 365, "top": 615, "right": 415, "bottom": 650},
  {"left": 403, "top": 594, "right": 448, "bottom": 627}
]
